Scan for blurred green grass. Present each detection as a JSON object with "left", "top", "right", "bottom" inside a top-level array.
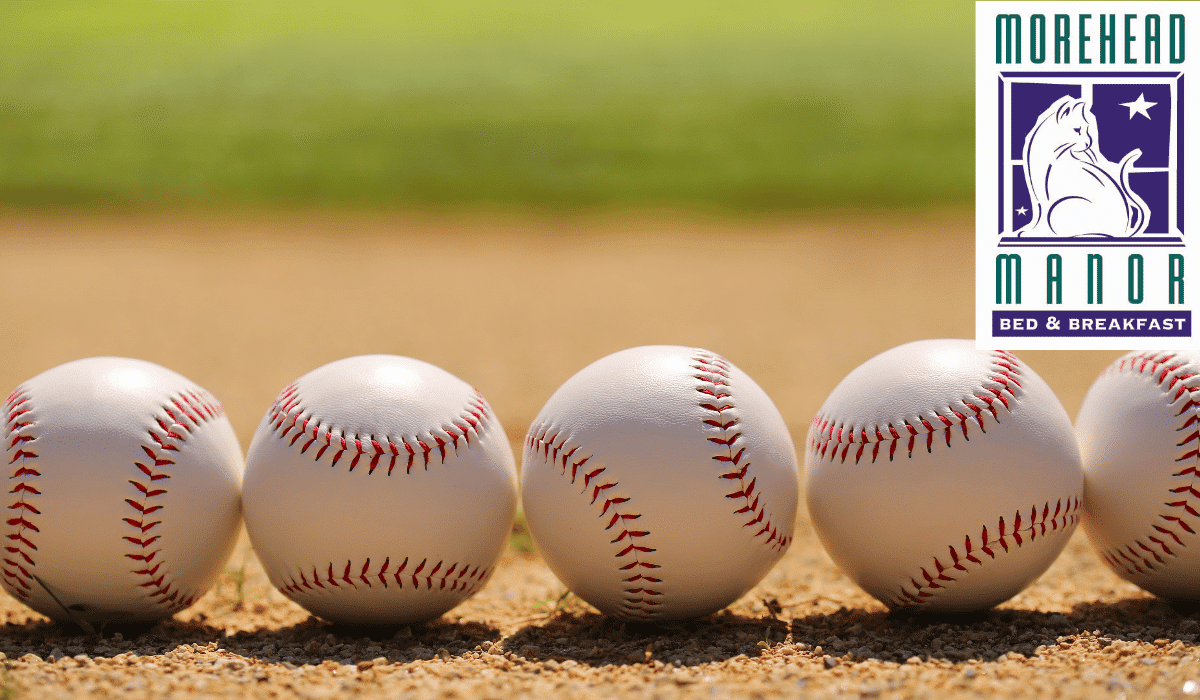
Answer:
[{"left": 0, "top": 1, "right": 972, "bottom": 211}]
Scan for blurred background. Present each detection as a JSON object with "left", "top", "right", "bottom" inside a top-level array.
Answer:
[
  {"left": 2, "top": 1, "right": 971, "bottom": 211},
  {"left": 0, "top": 1, "right": 1118, "bottom": 452}
]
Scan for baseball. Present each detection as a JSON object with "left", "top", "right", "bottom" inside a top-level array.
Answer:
[
  {"left": 805, "top": 339, "right": 1082, "bottom": 612},
  {"left": 1075, "top": 351, "right": 1200, "bottom": 599},
  {"left": 521, "top": 345, "right": 799, "bottom": 620},
  {"left": 242, "top": 355, "right": 517, "bottom": 625},
  {"left": 1, "top": 357, "right": 243, "bottom": 625}
]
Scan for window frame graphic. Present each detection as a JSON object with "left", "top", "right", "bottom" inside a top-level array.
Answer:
[{"left": 997, "top": 71, "right": 1185, "bottom": 247}]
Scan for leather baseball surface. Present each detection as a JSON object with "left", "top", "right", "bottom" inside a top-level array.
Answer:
[
  {"left": 521, "top": 345, "right": 799, "bottom": 620},
  {"left": 1076, "top": 351, "right": 1200, "bottom": 599},
  {"left": 242, "top": 355, "right": 518, "bottom": 625},
  {"left": 1, "top": 357, "right": 244, "bottom": 624},
  {"left": 805, "top": 339, "right": 1083, "bottom": 612}
]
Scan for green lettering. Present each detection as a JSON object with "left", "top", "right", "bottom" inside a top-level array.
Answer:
[
  {"left": 1170, "top": 254, "right": 1185, "bottom": 304},
  {"left": 1088, "top": 254, "right": 1103, "bottom": 304},
  {"left": 1031, "top": 15, "right": 1046, "bottom": 63},
  {"left": 996, "top": 254, "right": 1022, "bottom": 304},
  {"left": 1128, "top": 254, "right": 1144, "bottom": 304},
  {"left": 1056, "top": 15, "right": 1072, "bottom": 63},
  {"left": 1100, "top": 14, "right": 1116, "bottom": 64},
  {"left": 1046, "top": 254, "right": 1062, "bottom": 304},
  {"left": 996, "top": 14, "right": 1022, "bottom": 64},
  {"left": 1080, "top": 14, "right": 1093, "bottom": 64},
  {"left": 1146, "top": 15, "right": 1161, "bottom": 64},
  {"left": 1125, "top": 14, "right": 1138, "bottom": 64},
  {"left": 1171, "top": 14, "right": 1185, "bottom": 63}
]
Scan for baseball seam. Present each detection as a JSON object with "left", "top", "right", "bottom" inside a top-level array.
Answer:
[
  {"left": 1094, "top": 351, "right": 1200, "bottom": 578},
  {"left": 888, "top": 497, "right": 1080, "bottom": 609},
  {"left": 4, "top": 388, "right": 39, "bottom": 601},
  {"left": 524, "top": 427, "right": 663, "bottom": 619},
  {"left": 266, "top": 383, "right": 492, "bottom": 474},
  {"left": 2, "top": 386, "right": 224, "bottom": 613},
  {"left": 808, "top": 350, "right": 1024, "bottom": 464},
  {"left": 278, "top": 557, "right": 491, "bottom": 600},
  {"left": 125, "top": 389, "right": 226, "bottom": 613},
  {"left": 693, "top": 351, "right": 791, "bottom": 553}
]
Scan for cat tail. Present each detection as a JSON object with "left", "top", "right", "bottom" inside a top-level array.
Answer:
[{"left": 1118, "top": 149, "right": 1150, "bottom": 235}]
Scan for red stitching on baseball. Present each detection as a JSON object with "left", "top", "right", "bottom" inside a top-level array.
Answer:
[
  {"left": 808, "top": 350, "right": 1023, "bottom": 465},
  {"left": 276, "top": 556, "right": 491, "bottom": 599},
  {"left": 889, "top": 497, "right": 1080, "bottom": 609},
  {"left": 1094, "top": 352, "right": 1200, "bottom": 578},
  {"left": 693, "top": 350, "right": 791, "bottom": 553},
  {"left": 266, "top": 384, "right": 492, "bottom": 475},
  {"left": 525, "top": 426, "right": 663, "bottom": 618},
  {"left": 124, "top": 389, "right": 225, "bottom": 613},
  {"left": 1, "top": 386, "right": 218, "bottom": 613},
  {"left": 3, "top": 388, "right": 38, "bottom": 601}
]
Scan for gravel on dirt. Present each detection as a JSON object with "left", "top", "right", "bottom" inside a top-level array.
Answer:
[{"left": 0, "top": 523, "right": 1193, "bottom": 700}]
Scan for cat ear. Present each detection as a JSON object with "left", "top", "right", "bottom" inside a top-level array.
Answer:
[{"left": 1056, "top": 99, "right": 1076, "bottom": 121}]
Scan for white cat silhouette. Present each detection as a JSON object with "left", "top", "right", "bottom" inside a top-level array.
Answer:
[{"left": 1017, "top": 96, "right": 1149, "bottom": 237}]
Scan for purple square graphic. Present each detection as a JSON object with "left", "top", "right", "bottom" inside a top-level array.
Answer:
[
  {"left": 1000, "top": 72, "right": 1184, "bottom": 240},
  {"left": 1093, "top": 84, "right": 1173, "bottom": 168}
]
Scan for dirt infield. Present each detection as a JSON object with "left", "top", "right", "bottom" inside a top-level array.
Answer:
[{"left": 0, "top": 211, "right": 1194, "bottom": 699}]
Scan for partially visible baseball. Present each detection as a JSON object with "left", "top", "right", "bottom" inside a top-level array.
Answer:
[
  {"left": 1076, "top": 351, "right": 1200, "bottom": 599},
  {"left": 521, "top": 345, "right": 799, "bottom": 620},
  {"left": 805, "top": 339, "right": 1082, "bottom": 612},
  {"left": 1, "top": 357, "right": 243, "bottom": 624},
  {"left": 243, "top": 355, "right": 517, "bottom": 625}
]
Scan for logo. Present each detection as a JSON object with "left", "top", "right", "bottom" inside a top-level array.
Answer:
[{"left": 976, "top": 3, "right": 1196, "bottom": 350}]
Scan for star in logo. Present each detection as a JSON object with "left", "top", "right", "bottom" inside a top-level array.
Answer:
[
  {"left": 1016, "top": 206, "right": 1028, "bottom": 216},
  {"left": 1119, "top": 93, "right": 1157, "bottom": 120}
]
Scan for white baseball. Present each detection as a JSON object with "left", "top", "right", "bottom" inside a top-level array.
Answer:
[
  {"left": 805, "top": 339, "right": 1082, "bottom": 612},
  {"left": 1, "top": 357, "right": 243, "bottom": 624},
  {"left": 243, "top": 355, "right": 517, "bottom": 625},
  {"left": 1076, "top": 351, "right": 1200, "bottom": 599},
  {"left": 521, "top": 345, "right": 799, "bottom": 620}
]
